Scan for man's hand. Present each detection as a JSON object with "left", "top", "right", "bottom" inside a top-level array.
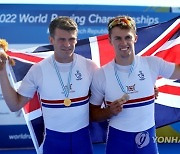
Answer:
[
  {"left": 0, "top": 52, "right": 8, "bottom": 71},
  {"left": 108, "top": 94, "right": 129, "bottom": 116},
  {"left": 0, "top": 39, "right": 15, "bottom": 71},
  {"left": 90, "top": 94, "right": 129, "bottom": 122}
]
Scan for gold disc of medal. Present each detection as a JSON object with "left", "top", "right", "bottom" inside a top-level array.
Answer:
[{"left": 64, "top": 98, "right": 71, "bottom": 106}]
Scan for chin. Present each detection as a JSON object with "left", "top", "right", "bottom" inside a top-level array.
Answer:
[
  {"left": 125, "top": 49, "right": 133, "bottom": 55},
  {"left": 128, "top": 51, "right": 132, "bottom": 56}
]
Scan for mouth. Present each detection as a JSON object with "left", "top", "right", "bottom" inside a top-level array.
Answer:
[
  {"left": 62, "top": 48, "right": 72, "bottom": 52},
  {"left": 120, "top": 46, "right": 129, "bottom": 51}
]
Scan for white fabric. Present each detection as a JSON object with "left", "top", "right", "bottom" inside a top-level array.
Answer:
[
  {"left": 18, "top": 53, "right": 97, "bottom": 98},
  {"left": 90, "top": 56, "right": 175, "bottom": 106},
  {"left": 90, "top": 55, "right": 175, "bottom": 132},
  {"left": 18, "top": 53, "right": 97, "bottom": 132}
]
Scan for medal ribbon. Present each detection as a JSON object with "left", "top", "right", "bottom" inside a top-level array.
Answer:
[
  {"left": 114, "top": 60, "right": 135, "bottom": 93},
  {"left": 52, "top": 56, "right": 73, "bottom": 99}
]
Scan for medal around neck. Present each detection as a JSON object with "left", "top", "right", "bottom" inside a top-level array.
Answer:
[{"left": 64, "top": 98, "right": 71, "bottom": 106}]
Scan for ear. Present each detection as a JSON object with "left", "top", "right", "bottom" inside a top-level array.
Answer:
[
  {"left": 75, "top": 38, "right": 78, "bottom": 45},
  {"left": 49, "top": 36, "right": 53, "bottom": 45},
  {"left": 108, "top": 35, "right": 112, "bottom": 45},
  {"left": 134, "top": 34, "right": 138, "bottom": 43}
]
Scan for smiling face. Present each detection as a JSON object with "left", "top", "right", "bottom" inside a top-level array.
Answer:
[
  {"left": 48, "top": 16, "right": 78, "bottom": 63},
  {"left": 108, "top": 16, "right": 138, "bottom": 65},
  {"left": 109, "top": 27, "right": 137, "bottom": 65},
  {"left": 49, "top": 28, "right": 77, "bottom": 63}
]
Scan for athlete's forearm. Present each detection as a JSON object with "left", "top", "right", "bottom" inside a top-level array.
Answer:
[
  {"left": 0, "top": 68, "right": 29, "bottom": 112},
  {"left": 90, "top": 104, "right": 113, "bottom": 122}
]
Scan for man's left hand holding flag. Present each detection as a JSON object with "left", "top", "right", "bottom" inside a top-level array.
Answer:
[{"left": 0, "top": 39, "right": 15, "bottom": 70}]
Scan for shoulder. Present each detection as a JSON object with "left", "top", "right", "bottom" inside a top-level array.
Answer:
[
  {"left": 93, "top": 67, "right": 105, "bottom": 78},
  {"left": 140, "top": 56, "right": 164, "bottom": 66},
  {"left": 140, "top": 55, "right": 175, "bottom": 78},
  {"left": 38, "top": 55, "right": 52, "bottom": 66},
  {"left": 94, "top": 60, "right": 114, "bottom": 75},
  {"left": 141, "top": 55, "right": 162, "bottom": 61},
  {"left": 142, "top": 56, "right": 175, "bottom": 68},
  {"left": 28, "top": 62, "right": 41, "bottom": 72},
  {"left": 27, "top": 56, "right": 52, "bottom": 74},
  {"left": 86, "top": 58, "right": 98, "bottom": 69},
  {"left": 101, "top": 60, "right": 114, "bottom": 70},
  {"left": 76, "top": 53, "right": 98, "bottom": 70}
]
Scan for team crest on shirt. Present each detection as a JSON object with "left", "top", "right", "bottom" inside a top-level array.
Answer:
[
  {"left": 138, "top": 71, "right": 145, "bottom": 80},
  {"left": 75, "top": 70, "right": 82, "bottom": 80},
  {"left": 126, "top": 84, "right": 138, "bottom": 94}
]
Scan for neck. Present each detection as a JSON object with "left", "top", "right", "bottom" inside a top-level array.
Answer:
[
  {"left": 115, "top": 55, "right": 134, "bottom": 66},
  {"left": 54, "top": 54, "right": 74, "bottom": 63}
]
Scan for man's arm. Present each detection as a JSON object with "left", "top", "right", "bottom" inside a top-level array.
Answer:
[
  {"left": 170, "top": 64, "right": 180, "bottom": 79},
  {"left": 90, "top": 94, "right": 129, "bottom": 122},
  {"left": 89, "top": 104, "right": 113, "bottom": 122},
  {"left": 0, "top": 53, "right": 29, "bottom": 112}
]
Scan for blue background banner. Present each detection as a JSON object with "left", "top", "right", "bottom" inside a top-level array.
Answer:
[
  {"left": 0, "top": 126, "right": 33, "bottom": 148},
  {"left": 0, "top": 4, "right": 179, "bottom": 43}
]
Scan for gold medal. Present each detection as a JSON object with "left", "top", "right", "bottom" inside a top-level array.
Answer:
[{"left": 64, "top": 98, "right": 71, "bottom": 106}]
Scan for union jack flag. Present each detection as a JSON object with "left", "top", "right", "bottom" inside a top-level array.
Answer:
[{"left": 6, "top": 16, "right": 180, "bottom": 153}]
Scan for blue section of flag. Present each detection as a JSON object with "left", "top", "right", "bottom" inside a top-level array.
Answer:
[
  {"left": 75, "top": 39, "right": 92, "bottom": 59},
  {"left": 31, "top": 116, "right": 45, "bottom": 147},
  {"left": 13, "top": 60, "right": 32, "bottom": 82},
  {"left": 155, "top": 104, "right": 180, "bottom": 128}
]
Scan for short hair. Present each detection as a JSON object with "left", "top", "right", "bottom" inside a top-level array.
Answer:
[
  {"left": 49, "top": 16, "right": 78, "bottom": 37},
  {"left": 108, "top": 15, "right": 136, "bottom": 35}
]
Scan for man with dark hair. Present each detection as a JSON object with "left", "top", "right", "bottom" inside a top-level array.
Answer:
[{"left": 0, "top": 16, "right": 97, "bottom": 154}]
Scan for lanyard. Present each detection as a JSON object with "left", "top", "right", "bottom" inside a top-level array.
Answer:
[
  {"left": 114, "top": 60, "right": 135, "bottom": 93},
  {"left": 52, "top": 56, "right": 73, "bottom": 99}
]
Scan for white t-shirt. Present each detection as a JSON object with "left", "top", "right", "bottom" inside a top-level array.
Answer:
[
  {"left": 18, "top": 53, "right": 98, "bottom": 98},
  {"left": 90, "top": 55, "right": 175, "bottom": 132},
  {"left": 90, "top": 56, "right": 175, "bottom": 106}
]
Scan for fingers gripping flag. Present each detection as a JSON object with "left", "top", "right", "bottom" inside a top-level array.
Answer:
[{"left": 6, "top": 16, "right": 180, "bottom": 153}]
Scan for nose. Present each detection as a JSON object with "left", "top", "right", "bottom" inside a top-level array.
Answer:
[
  {"left": 63, "top": 40, "right": 71, "bottom": 47},
  {"left": 120, "top": 38, "right": 127, "bottom": 45}
]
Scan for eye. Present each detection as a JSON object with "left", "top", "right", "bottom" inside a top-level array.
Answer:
[
  {"left": 114, "top": 36, "right": 122, "bottom": 41},
  {"left": 58, "top": 38, "right": 65, "bottom": 42},
  {"left": 125, "top": 35, "right": 132, "bottom": 41},
  {"left": 69, "top": 38, "right": 76, "bottom": 42}
]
